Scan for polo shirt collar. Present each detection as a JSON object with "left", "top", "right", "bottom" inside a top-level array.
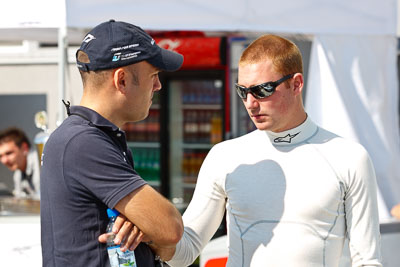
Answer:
[{"left": 69, "top": 105, "right": 120, "bottom": 132}]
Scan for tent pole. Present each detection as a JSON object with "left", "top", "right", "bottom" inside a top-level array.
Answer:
[{"left": 57, "top": 0, "right": 67, "bottom": 126}]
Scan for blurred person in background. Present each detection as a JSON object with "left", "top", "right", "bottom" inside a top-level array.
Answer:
[
  {"left": 0, "top": 127, "right": 40, "bottom": 199},
  {"left": 40, "top": 20, "right": 184, "bottom": 267}
]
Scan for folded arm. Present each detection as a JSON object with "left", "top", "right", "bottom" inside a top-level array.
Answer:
[{"left": 115, "top": 184, "right": 183, "bottom": 247}]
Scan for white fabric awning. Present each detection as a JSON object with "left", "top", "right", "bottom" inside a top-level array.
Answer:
[
  {"left": 0, "top": 0, "right": 397, "bottom": 41},
  {"left": 305, "top": 35, "right": 400, "bottom": 219},
  {"left": 65, "top": 0, "right": 396, "bottom": 35}
]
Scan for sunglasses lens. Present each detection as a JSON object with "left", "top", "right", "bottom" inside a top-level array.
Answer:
[
  {"left": 251, "top": 84, "right": 274, "bottom": 99},
  {"left": 235, "top": 85, "right": 247, "bottom": 99},
  {"left": 236, "top": 74, "right": 293, "bottom": 99},
  {"left": 262, "top": 83, "right": 275, "bottom": 92},
  {"left": 235, "top": 82, "right": 276, "bottom": 99}
]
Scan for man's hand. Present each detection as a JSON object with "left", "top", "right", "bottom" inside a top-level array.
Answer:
[
  {"left": 391, "top": 203, "right": 400, "bottom": 219},
  {"left": 98, "top": 214, "right": 144, "bottom": 251},
  {"left": 98, "top": 214, "right": 177, "bottom": 261},
  {"left": 99, "top": 185, "right": 183, "bottom": 256}
]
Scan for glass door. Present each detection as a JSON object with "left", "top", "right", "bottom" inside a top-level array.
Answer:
[
  {"left": 122, "top": 93, "right": 161, "bottom": 192},
  {"left": 168, "top": 78, "right": 224, "bottom": 211}
]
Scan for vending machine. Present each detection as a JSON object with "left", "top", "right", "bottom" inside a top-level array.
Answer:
[
  {"left": 159, "top": 34, "right": 227, "bottom": 212},
  {"left": 122, "top": 33, "right": 228, "bottom": 213},
  {"left": 164, "top": 70, "right": 225, "bottom": 211},
  {"left": 123, "top": 93, "right": 162, "bottom": 191}
]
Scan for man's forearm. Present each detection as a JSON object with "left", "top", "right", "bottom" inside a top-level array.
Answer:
[
  {"left": 148, "top": 243, "right": 177, "bottom": 261},
  {"left": 115, "top": 185, "right": 183, "bottom": 246}
]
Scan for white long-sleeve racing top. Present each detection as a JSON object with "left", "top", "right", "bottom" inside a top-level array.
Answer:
[{"left": 168, "top": 117, "right": 382, "bottom": 267}]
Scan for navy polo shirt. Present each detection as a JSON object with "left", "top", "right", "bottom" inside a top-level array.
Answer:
[{"left": 40, "top": 105, "right": 155, "bottom": 267}]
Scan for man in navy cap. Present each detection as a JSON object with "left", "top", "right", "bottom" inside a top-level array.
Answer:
[{"left": 40, "top": 20, "right": 184, "bottom": 267}]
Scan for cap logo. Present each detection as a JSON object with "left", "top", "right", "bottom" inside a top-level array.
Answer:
[
  {"left": 112, "top": 51, "right": 142, "bottom": 62},
  {"left": 112, "top": 53, "right": 121, "bottom": 62},
  {"left": 121, "top": 52, "right": 141, "bottom": 61},
  {"left": 111, "top": 43, "right": 139, "bottom": 52},
  {"left": 83, "top": 34, "right": 96, "bottom": 43}
]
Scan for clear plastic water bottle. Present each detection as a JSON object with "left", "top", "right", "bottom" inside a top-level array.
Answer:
[{"left": 106, "top": 209, "right": 137, "bottom": 267}]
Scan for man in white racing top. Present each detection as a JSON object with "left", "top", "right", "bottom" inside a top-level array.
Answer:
[{"left": 108, "top": 34, "right": 382, "bottom": 267}]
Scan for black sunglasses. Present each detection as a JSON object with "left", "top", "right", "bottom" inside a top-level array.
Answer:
[{"left": 235, "top": 73, "right": 295, "bottom": 99}]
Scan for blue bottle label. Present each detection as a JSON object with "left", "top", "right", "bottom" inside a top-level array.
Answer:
[{"left": 107, "top": 246, "right": 137, "bottom": 267}]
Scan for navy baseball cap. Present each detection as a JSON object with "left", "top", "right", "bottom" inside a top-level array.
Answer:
[{"left": 76, "top": 19, "right": 183, "bottom": 72}]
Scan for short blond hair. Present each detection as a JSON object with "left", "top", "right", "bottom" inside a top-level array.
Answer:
[{"left": 239, "top": 34, "right": 303, "bottom": 76}]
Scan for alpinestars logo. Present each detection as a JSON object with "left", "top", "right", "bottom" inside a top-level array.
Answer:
[
  {"left": 274, "top": 132, "right": 300, "bottom": 143},
  {"left": 83, "top": 34, "right": 96, "bottom": 43}
]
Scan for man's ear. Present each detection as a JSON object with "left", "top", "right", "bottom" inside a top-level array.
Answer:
[
  {"left": 113, "top": 68, "right": 127, "bottom": 94},
  {"left": 292, "top": 73, "right": 304, "bottom": 96}
]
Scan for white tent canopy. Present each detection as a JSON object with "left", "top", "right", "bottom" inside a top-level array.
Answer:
[
  {"left": 305, "top": 35, "right": 400, "bottom": 219},
  {"left": 0, "top": 0, "right": 399, "bottom": 219},
  {"left": 0, "top": 0, "right": 396, "bottom": 39}
]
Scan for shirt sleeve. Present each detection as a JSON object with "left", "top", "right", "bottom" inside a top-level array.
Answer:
[
  {"left": 63, "top": 128, "right": 146, "bottom": 209},
  {"left": 168, "top": 145, "right": 227, "bottom": 267},
  {"left": 13, "top": 170, "right": 21, "bottom": 197},
  {"left": 28, "top": 150, "right": 41, "bottom": 199},
  {"left": 344, "top": 145, "right": 382, "bottom": 267}
]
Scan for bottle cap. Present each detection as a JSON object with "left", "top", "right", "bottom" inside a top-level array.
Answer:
[{"left": 107, "top": 208, "right": 120, "bottom": 218}]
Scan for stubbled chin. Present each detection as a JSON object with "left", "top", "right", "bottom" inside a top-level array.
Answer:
[
  {"left": 252, "top": 121, "right": 267, "bottom": 130},
  {"left": 252, "top": 120, "right": 273, "bottom": 131},
  {"left": 252, "top": 116, "right": 267, "bottom": 124}
]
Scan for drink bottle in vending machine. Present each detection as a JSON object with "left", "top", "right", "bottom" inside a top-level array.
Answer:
[
  {"left": 122, "top": 93, "right": 162, "bottom": 191},
  {"left": 168, "top": 76, "right": 225, "bottom": 210},
  {"left": 183, "top": 109, "right": 223, "bottom": 145}
]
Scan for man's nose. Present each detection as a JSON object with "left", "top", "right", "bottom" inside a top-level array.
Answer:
[
  {"left": 153, "top": 75, "right": 162, "bottom": 91},
  {"left": 243, "top": 93, "right": 259, "bottom": 109}
]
